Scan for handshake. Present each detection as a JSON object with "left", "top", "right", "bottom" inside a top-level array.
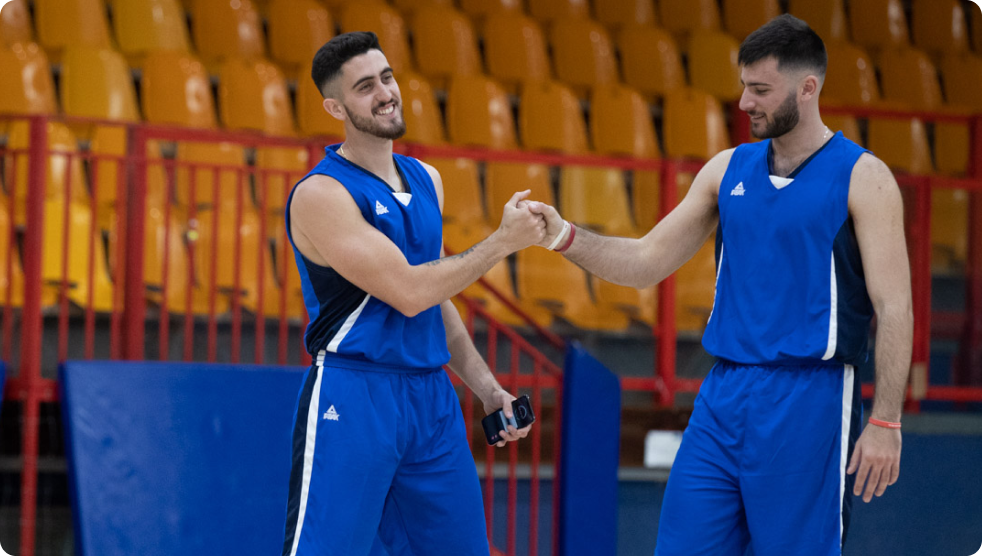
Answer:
[{"left": 492, "top": 190, "right": 571, "bottom": 254}]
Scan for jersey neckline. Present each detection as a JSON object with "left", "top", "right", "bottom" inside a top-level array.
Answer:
[
  {"left": 766, "top": 131, "right": 840, "bottom": 181},
  {"left": 327, "top": 144, "right": 411, "bottom": 196}
]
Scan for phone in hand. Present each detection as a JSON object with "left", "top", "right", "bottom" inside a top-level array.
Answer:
[{"left": 482, "top": 395, "right": 536, "bottom": 445}]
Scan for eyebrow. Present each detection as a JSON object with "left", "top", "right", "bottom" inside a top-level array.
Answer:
[
  {"left": 741, "top": 80, "right": 772, "bottom": 87},
  {"left": 351, "top": 67, "right": 394, "bottom": 90}
]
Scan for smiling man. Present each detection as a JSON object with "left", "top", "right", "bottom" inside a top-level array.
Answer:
[
  {"left": 527, "top": 14, "right": 913, "bottom": 556},
  {"left": 281, "top": 32, "right": 544, "bottom": 556}
]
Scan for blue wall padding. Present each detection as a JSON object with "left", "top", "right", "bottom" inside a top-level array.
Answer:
[
  {"left": 559, "top": 342, "right": 621, "bottom": 556},
  {"left": 60, "top": 361, "right": 305, "bottom": 556}
]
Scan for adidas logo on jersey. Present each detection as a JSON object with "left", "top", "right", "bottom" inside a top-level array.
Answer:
[
  {"left": 375, "top": 200, "right": 389, "bottom": 215},
  {"left": 730, "top": 182, "right": 746, "bottom": 196},
  {"left": 323, "top": 405, "right": 339, "bottom": 421}
]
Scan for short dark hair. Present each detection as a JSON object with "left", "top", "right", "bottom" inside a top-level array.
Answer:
[
  {"left": 311, "top": 31, "right": 383, "bottom": 97},
  {"left": 738, "top": 14, "right": 827, "bottom": 78}
]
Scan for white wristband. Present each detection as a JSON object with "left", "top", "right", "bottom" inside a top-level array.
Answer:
[{"left": 547, "top": 220, "right": 571, "bottom": 251}]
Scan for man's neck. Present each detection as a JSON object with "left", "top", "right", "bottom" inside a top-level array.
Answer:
[
  {"left": 769, "top": 116, "right": 828, "bottom": 164},
  {"left": 340, "top": 133, "right": 396, "bottom": 179}
]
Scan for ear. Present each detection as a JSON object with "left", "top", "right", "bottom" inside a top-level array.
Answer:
[
  {"left": 323, "top": 98, "right": 346, "bottom": 122},
  {"left": 799, "top": 74, "right": 821, "bottom": 102}
]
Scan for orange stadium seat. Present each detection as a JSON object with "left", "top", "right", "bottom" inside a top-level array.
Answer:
[
  {"left": 0, "top": 42, "right": 57, "bottom": 115},
  {"left": 911, "top": 0, "right": 969, "bottom": 59},
  {"left": 113, "top": 0, "right": 191, "bottom": 63},
  {"left": 269, "top": 215, "right": 309, "bottom": 318},
  {"left": 787, "top": 0, "right": 848, "bottom": 42},
  {"left": 0, "top": 0, "right": 33, "bottom": 46},
  {"left": 482, "top": 12, "right": 551, "bottom": 94},
  {"left": 930, "top": 188, "right": 969, "bottom": 271},
  {"left": 339, "top": 2, "right": 412, "bottom": 73},
  {"left": 940, "top": 52, "right": 982, "bottom": 111},
  {"left": 410, "top": 6, "right": 482, "bottom": 89},
  {"left": 240, "top": 236, "right": 300, "bottom": 318},
  {"left": 590, "top": 84, "right": 660, "bottom": 158},
  {"left": 34, "top": 0, "right": 111, "bottom": 61},
  {"left": 484, "top": 162, "right": 554, "bottom": 227},
  {"left": 549, "top": 17, "right": 618, "bottom": 97},
  {"left": 659, "top": 0, "right": 721, "bottom": 44},
  {"left": 559, "top": 166, "right": 638, "bottom": 237},
  {"left": 527, "top": 0, "right": 590, "bottom": 26},
  {"left": 675, "top": 236, "right": 718, "bottom": 333},
  {"left": 823, "top": 42, "right": 880, "bottom": 105},
  {"left": 617, "top": 25, "right": 686, "bottom": 100},
  {"left": 866, "top": 104, "right": 934, "bottom": 174},
  {"left": 819, "top": 101, "right": 864, "bottom": 146},
  {"left": 218, "top": 58, "right": 297, "bottom": 136},
  {"left": 143, "top": 199, "right": 193, "bottom": 312},
  {"left": 391, "top": 0, "right": 454, "bottom": 14},
  {"left": 0, "top": 199, "right": 25, "bottom": 307},
  {"left": 399, "top": 71, "right": 446, "bottom": 145},
  {"left": 459, "top": 0, "right": 522, "bottom": 22},
  {"left": 191, "top": 0, "right": 265, "bottom": 67},
  {"left": 255, "top": 147, "right": 309, "bottom": 214},
  {"left": 663, "top": 88, "right": 730, "bottom": 160},
  {"left": 175, "top": 141, "right": 247, "bottom": 208},
  {"left": 141, "top": 51, "right": 218, "bottom": 128},
  {"left": 520, "top": 80, "right": 589, "bottom": 153},
  {"left": 593, "top": 276, "right": 657, "bottom": 325},
  {"left": 848, "top": 0, "right": 908, "bottom": 56},
  {"left": 722, "top": 0, "right": 781, "bottom": 41},
  {"left": 4, "top": 122, "right": 89, "bottom": 226},
  {"left": 425, "top": 157, "right": 486, "bottom": 226},
  {"left": 296, "top": 64, "right": 345, "bottom": 138},
  {"left": 445, "top": 75, "right": 518, "bottom": 149},
  {"left": 632, "top": 170, "right": 661, "bottom": 231},
  {"left": 267, "top": 0, "right": 333, "bottom": 76},
  {"left": 60, "top": 47, "right": 140, "bottom": 122},
  {"left": 973, "top": 7, "right": 982, "bottom": 54},
  {"left": 686, "top": 30, "right": 743, "bottom": 102},
  {"left": 41, "top": 198, "right": 115, "bottom": 312},
  {"left": 595, "top": 0, "right": 657, "bottom": 31}
]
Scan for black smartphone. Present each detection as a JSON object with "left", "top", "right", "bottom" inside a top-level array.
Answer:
[{"left": 482, "top": 395, "right": 536, "bottom": 445}]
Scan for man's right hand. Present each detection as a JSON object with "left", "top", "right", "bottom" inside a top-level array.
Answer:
[{"left": 495, "top": 190, "right": 547, "bottom": 252}]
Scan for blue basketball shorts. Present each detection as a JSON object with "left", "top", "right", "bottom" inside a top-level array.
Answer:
[
  {"left": 282, "top": 351, "right": 489, "bottom": 556},
  {"left": 654, "top": 360, "right": 862, "bottom": 556}
]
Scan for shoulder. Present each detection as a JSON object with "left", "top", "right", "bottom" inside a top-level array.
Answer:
[
  {"left": 848, "top": 153, "right": 901, "bottom": 210},
  {"left": 691, "top": 148, "right": 737, "bottom": 197},
  {"left": 291, "top": 174, "right": 361, "bottom": 219}
]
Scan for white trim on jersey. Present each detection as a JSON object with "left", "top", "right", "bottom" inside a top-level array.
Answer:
[
  {"left": 822, "top": 254, "right": 838, "bottom": 360},
  {"left": 288, "top": 355, "right": 326, "bottom": 556},
  {"left": 839, "top": 364, "right": 855, "bottom": 546},
  {"left": 327, "top": 294, "right": 371, "bottom": 353},
  {"left": 706, "top": 243, "right": 725, "bottom": 324}
]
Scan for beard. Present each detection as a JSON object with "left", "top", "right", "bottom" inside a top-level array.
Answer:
[
  {"left": 343, "top": 101, "right": 407, "bottom": 140},
  {"left": 750, "top": 91, "right": 800, "bottom": 139}
]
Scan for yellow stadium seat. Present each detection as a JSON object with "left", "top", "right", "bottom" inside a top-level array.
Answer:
[
  {"left": 41, "top": 199, "right": 115, "bottom": 312},
  {"left": 34, "top": 0, "right": 111, "bottom": 61},
  {"left": 549, "top": 17, "right": 618, "bottom": 97},
  {"left": 175, "top": 142, "right": 247, "bottom": 208},
  {"left": 973, "top": 6, "right": 982, "bottom": 54},
  {"left": 590, "top": 84, "right": 660, "bottom": 158},
  {"left": 425, "top": 158, "right": 486, "bottom": 226},
  {"left": 391, "top": 0, "right": 454, "bottom": 14},
  {"left": 113, "top": 0, "right": 190, "bottom": 62},
  {"left": 485, "top": 162, "right": 553, "bottom": 227},
  {"left": 445, "top": 75, "right": 518, "bottom": 149},
  {"left": 339, "top": 2, "right": 412, "bottom": 73},
  {"left": 191, "top": 0, "right": 265, "bottom": 66},
  {"left": 255, "top": 147, "right": 309, "bottom": 214},
  {"left": 787, "top": 0, "right": 848, "bottom": 43},
  {"left": 141, "top": 50, "right": 218, "bottom": 129},
  {"left": 411, "top": 6, "right": 481, "bottom": 89},
  {"left": 87, "top": 125, "right": 129, "bottom": 228},
  {"left": 632, "top": 170, "right": 660, "bottom": 231},
  {"left": 266, "top": 0, "right": 334, "bottom": 75},
  {"left": 218, "top": 58, "right": 297, "bottom": 136},
  {"left": 399, "top": 71, "right": 446, "bottom": 145},
  {"left": 940, "top": 52, "right": 982, "bottom": 111},
  {"left": 823, "top": 42, "right": 880, "bottom": 105},
  {"left": 527, "top": 0, "right": 590, "bottom": 26},
  {"left": 5, "top": 122, "right": 89, "bottom": 226},
  {"left": 482, "top": 12, "right": 551, "bottom": 94},
  {"left": 191, "top": 204, "right": 266, "bottom": 310},
  {"left": 269, "top": 215, "right": 310, "bottom": 319},
  {"left": 595, "top": 0, "right": 656, "bottom": 31},
  {"left": 911, "top": 0, "right": 969, "bottom": 59},
  {"left": 143, "top": 201, "right": 193, "bottom": 312},
  {"left": 659, "top": 0, "right": 721, "bottom": 44},
  {"left": 592, "top": 274, "right": 657, "bottom": 325},
  {"left": 848, "top": 0, "right": 909, "bottom": 55},
  {"left": 519, "top": 80, "right": 589, "bottom": 153},
  {"left": 931, "top": 188, "right": 969, "bottom": 271},
  {"left": 60, "top": 47, "right": 140, "bottom": 122},
  {"left": 722, "top": 0, "right": 781, "bottom": 41},
  {"left": 866, "top": 106, "right": 934, "bottom": 175},
  {"left": 460, "top": 0, "right": 522, "bottom": 22},
  {"left": 820, "top": 103, "right": 864, "bottom": 146},
  {"left": 617, "top": 25, "right": 686, "bottom": 100},
  {"left": 0, "top": 42, "right": 57, "bottom": 115},
  {"left": 296, "top": 64, "right": 345, "bottom": 138},
  {"left": 686, "top": 30, "right": 742, "bottom": 102},
  {"left": 675, "top": 233, "right": 718, "bottom": 333},
  {"left": 239, "top": 232, "right": 301, "bottom": 318},
  {"left": 0, "top": 0, "right": 33, "bottom": 46},
  {"left": 663, "top": 88, "right": 730, "bottom": 160},
  {"left": 0, "top": 199, "right": 25, "bottom": 307},
  {"left": 559, "top": 166, "right": 638, "bottom": 237}
]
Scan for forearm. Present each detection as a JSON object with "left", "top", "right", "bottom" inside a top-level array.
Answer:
[
  {"left": 441, "top": 301, "right": 501, "bottom": 403},
  {"left": 871, "top": 305, "right": 913, "bottom": 422}
]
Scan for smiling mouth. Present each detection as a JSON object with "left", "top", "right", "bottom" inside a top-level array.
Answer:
[{"left": 375, "top": 103, "right": 397, "bottom": 116}]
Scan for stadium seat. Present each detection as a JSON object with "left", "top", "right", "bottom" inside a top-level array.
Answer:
[
  {"left": 617, "top": 25, "right": 686, "bottom": 100},
  {"left": 559, "top": 166, "right": 638, "bottom": 237},
  {"left": 0, "top": 0, "right": 33, "bottom": 46},
  {"left": 269, "top": 215, "right": 310, "bottom": 318},
  {"left": 632, "top": 170, "right": 660, "bottom": 231},
  {"left": 459, "top": 0, "right": 522, "bottom": 23},
  {"left": 5, "top": 122, "right": 89, "bottom": 226},
  {"left": 143, "top": 200, "right": 193, "bottom": 312},
  {"left": 34, "top": 0, "right": 111, "bottom": 61},
  {"left": 0, "top": 42, "right": 57, "bottom": 115},
  {"left": 239, "top": 234, "right": 301, "bottom": 318},
  {"left": 339, "top": 2, "right": 412, "bottom": 73},
  {"left": 519, "top": 80, "right": 589, "bottom": 153},
  {"left": 191, "top": 0, "right": 265, "bottom": 67},
  {"left": 931, "top": 188, "right": 969, "bottom": 271},
  {"left": 819, "top": 101, "right": 864, "bottom": 146},
  {"left": 425, "top": 158, "right": 486, "bottom": 226},
  {"left": 659, "top": 0, "right": 721, "bottom": 44},
  {"left": 113, "top": 0, "right": 190, "bottom": 63},
  {"left": 590, "top": 84, "right": 660, "bottom": 158},
  {"left": 822, "top": 42, "right": 880, "bottom": 106},
  {"left": 255, "top": 147, "right": 309, "bottom": 214},
  {"left": 410, "top": 6, "right": 482, "bottom": 88},
  {"left": 141, "top": 50, "right": 218, "bottom": 129},
  {"left": 592, "top": 274, "right": 657, "bottom": 325},
  {"left": 296, "top": 63, "right": 345, "bottom": 138},
  {"left": 218, "top": 58, "right": 297, "bottom": 136},
  {"left": 527, "top": 0, "right": 590, "bottom": 26},
  {"left": 191, "top": 205, "right": 266, "bottom": 311},
  {"left": 940, "top": 52, "right": 982, "bottom": 111},
  {"left": 266, "top": 0, "right": 333, "bottom": 75},
  {"left": 686, "top": 30, "right": 743, "bottom": 102},
  {"left": 485, "top": 162, "right": 554, "bottom": 227},
  {"left": 911, "top": 0, "right": 969, "bottom": 59},
  {"left": 787, "top": 0, "right": 848, "bottom": 42},
  {"left": 42, "top": 199, "right": 115, "bottom": 312},
  {"left": 549, "top": 17, "right": 618, "bottom": 97},
  {"left": 60, "top": 47, "right": 140, "bottom": 122},
  {"left": 722, "top": 0, "right": 781, "bottom": 41},
  {"left": 391, "top": 0, "right": 454, "bottom": 14},
  {"left": 175, "top": 142, "right": 247, "bottom": 208},
  {"left": 848, "top": 0, "right": 908, "bottom": 55},
  {"left": 675, "top": 234, "right": 718, "bottom": 333},
  {"left": 445, "top": 75, "right": 518, "bottom": 149},
  {"left": 399, "top": 71, "right": 446, "bottom": 145},
  {"left": 0, "top": 203, "right": 25, "bottom": 308},
  {"left": 866, "top": 105, "right": 934, "bottom": 174},
  {"left": 594, "top": 0, "right": 657, "bottom": 31},
  {"left": 482, "top": 12, "right": 551, "bottom": 94},
  {"left": 973, "top": 7, "right": 982, "bottom": 54},
  {"left": 662, "top": 88, "right": 730, "bottom": 160}
]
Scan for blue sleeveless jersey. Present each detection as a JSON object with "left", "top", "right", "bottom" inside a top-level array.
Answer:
[
  {"left": 284, "top": 145, "right": 450, "bottom": 369},
  {"left": 702, "top": 132, "right": 874, "bottom": 366}
]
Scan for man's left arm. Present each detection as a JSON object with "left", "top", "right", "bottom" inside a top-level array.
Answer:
[{"left": 846, "top": 153, "right": 914, "bottom": 503}]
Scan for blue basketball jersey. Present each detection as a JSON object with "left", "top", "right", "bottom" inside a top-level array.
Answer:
[
  {"left": 702, "top": 132, "right": 874, "bottom": 366},
  {"left": 284, "top": 145, "right": 450, "bottom": 369}
]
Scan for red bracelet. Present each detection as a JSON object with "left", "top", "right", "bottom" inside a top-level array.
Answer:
[
  {"left": 556, "top": 222, "right": 576, "bottom": 253},
  {"left": 868, "top": 417, "right": 901, "bottom": 429}
]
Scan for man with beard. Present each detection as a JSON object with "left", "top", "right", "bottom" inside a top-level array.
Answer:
[
  {"left": 527, "top": 14, "right": 912, "bottom": 556},
  {"left": 281, "top": 32, "right": 545, "bottom": 556}
]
